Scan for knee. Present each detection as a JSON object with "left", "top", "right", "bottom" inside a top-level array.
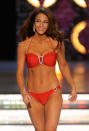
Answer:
[
  {"left": 31, "top": 119, "right": 45, "bottom": 131},
  {"left": 45, "top": 126, "right": 57, "bottom": 131},
  {"left": 34, "top": 125, "right": 45, "bottom": 131},
  {"left": 35, "top": 127, "right": 45, "bottom": 131},
  {"left": 45, "top": 129, "right": 56, "bottom": 131}
]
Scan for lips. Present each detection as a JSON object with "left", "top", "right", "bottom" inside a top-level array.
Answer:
[{"left": 38, "top": 27, "right": 45, "bottom": 31}]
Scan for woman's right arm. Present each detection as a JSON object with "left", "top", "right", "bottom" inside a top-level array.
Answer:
[
  {"left": 16, "top": 42, "right": 31, "bottom": 105},
  {"left": 16, "top": 42, "right": 26, "bottom": 94}
]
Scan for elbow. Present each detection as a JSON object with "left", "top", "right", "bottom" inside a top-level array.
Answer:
[
  {"left": 60, "top": 60, "right": 68, "bottom": 67},
  {"left": 16, "top": 72, "right": 19, "bottom": 81},
  {"left": 59, "top": 61, "right": 68, "bottom": 71},
  {"left": 63, "top": 61, "right": 68, "bottom": 67},
  {"left": 16, "top": 72, "right": 19, "bottom": 83},
  {"left": 16, "top": 71, "right": 23, "bottom": 82}
]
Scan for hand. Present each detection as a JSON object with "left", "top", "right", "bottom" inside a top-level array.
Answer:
[
  {"left": 21, "top": 90, "right": 31, "bottom": 107},
  {"left": 69, "top": 88, "right": 77, "bottom": 102}
]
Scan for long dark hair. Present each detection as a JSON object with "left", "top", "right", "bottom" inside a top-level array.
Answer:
[{"left": 19, "top": 8, "right": 64, "bottom": 43}]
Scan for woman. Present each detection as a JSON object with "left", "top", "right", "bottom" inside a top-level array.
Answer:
[{"left": 16, "top": 8, "right": 77, "bottom": 131}]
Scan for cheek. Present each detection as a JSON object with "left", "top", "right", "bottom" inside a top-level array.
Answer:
[
  {"left": 45, "top": 24, "right": 49, "bottom": 29},
  {"left": 35, "top": 23, "right": 39, "bottom": 28}
]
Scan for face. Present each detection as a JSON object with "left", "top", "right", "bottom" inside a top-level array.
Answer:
[{"left": 34, "top": 13, "right": 49, "bottom": 35}]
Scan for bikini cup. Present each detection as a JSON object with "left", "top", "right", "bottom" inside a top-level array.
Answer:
[{"left": 26, "top": 37, "right": 56, "bottom": 68}]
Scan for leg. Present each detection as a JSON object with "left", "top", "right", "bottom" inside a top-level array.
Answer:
[
  {"left": 45, "top": 88, "right": 63, "bottom": 131},
  {"left": 27, "top": 96, "right": 45, "bottom": 131}
]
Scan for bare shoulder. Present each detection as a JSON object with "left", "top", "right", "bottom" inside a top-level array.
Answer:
[
  {"left": 49, "top": 37, "right": 58, "bottom": 49},
  {"left": 49, "top": 37, "right": 64, "bottom": 53},
  {"left": 17, "top": 41, "right": 26, "bottom": 53},
  {"left": 56, "top": 41, "right": 65, "bottom": 56},
  {"left": 17, "top": 37, "right": 32, "bottom": 53}
]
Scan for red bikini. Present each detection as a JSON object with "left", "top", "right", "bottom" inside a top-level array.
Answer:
[
  {"left": 26, "top": 37, "right": 60, "bottom": 105},
  {"left": 26, "top": 86, "right": 60, "bottom": 105},
  {"left": 26, "top": 51, "right": 56, "bottom": 68},
  {"left": 26, "top": 38, "right": 56, "bottom": 68}
]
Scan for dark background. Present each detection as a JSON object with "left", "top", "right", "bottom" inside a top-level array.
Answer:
[
  {"left": 0, "top": 0, "right": 89, "bottom": 61},
  {"left": 0, "top": 0, "right": 16, "bottom": 60}
]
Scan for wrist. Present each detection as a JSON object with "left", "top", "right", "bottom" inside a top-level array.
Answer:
[
  {"left": 71, "top": 86, "right": 76, "bottom": 91},
  {"left": 20, "top": 88, "right": 27, "bottom": 95}
]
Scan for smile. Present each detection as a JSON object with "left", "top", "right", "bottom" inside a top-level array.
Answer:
[{"left": 38, "top": 27, "right": 45, "bottom": 31}]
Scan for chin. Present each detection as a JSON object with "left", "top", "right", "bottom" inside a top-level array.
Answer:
[{"left": 36, "top": 31, "right": 46, "bottom": 35}]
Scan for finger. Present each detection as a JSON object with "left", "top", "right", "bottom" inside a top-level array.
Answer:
[
  {"left": 68, "top": 96, "right": 73, "bottom": 102},
  {"left": 73, "top": 96, "right": 77, "bottom": 102},
  {"left": 69, "top": 95, "right": 75, "bottom": 101},
  {"left": 27, "top": 95, "right": 31, "bottom": 100},
  {"left": 69, "top": 95, "right": 77, "bottom": 102},
  {"left": 73, "top": 94, "right": 77, "bottom": 100},
  {"left": 69, "top": 98, "right": 73, "bottom": 102},
  {"left": 27, "top": 102, "right": 32, "bottom": 108}
]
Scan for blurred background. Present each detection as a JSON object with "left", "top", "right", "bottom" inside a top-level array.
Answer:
[
  {"left": 0, "top": 0, "right": 89, "bottom": 61},
  {"left": 0, "top": 0, "right": 89, "bottom": 131}
]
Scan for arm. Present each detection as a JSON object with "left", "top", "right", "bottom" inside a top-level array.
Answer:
[
  {"left": 16, "top": 42, "right": 31, "bottom": 105},
  {"left": 56, "top": 42, "right": 77, "bottom": 102},
  {"left": 16, "top": 42, "right": 26, "bottom": 94}
]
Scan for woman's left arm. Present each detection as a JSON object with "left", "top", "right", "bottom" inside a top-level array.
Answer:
[{"left": 56, "top": 41, "right": 77, "bottom": 102}]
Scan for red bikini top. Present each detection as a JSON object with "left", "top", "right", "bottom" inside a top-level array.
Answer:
[{"left": 26, "top": 38, "right": 56, "bottom": 68}]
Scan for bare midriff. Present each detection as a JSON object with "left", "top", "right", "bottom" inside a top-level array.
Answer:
[{"left": 26, "top": 65, "right": 60, "bottom": 93}]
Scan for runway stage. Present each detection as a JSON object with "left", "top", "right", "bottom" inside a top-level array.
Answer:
[{"left": 0, "top": 61, "right": 89, "bottom": 131}]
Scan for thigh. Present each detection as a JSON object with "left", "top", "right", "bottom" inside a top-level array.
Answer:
[
  {"left": 27, "top": 96, "right": 45, "bottom": 131},
  {"left": 45, "top": 89, "right": 63, "bottom": 131}
]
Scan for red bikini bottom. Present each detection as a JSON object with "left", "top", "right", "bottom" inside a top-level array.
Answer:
[{"left": 26, "top": 85, "right": 60, "bottom": 105}]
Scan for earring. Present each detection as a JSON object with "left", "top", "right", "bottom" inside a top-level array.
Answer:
[{"left": 33, "top": 26, "right": 35, "bottom": 32}]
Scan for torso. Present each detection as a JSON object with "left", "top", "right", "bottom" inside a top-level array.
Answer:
[{"left": 24, "top": 36, "right": 60, "bottom": 93}]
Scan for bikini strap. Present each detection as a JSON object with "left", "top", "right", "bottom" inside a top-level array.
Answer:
[
  {"left": 48, "top": 37, "right": 54, "bottom": 49},
  {"left": 26, "top": 37, "right": 33, "bottom": 54}
]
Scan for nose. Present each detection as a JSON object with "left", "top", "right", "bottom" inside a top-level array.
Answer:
[{"left": 40, "top": 21, "right": 44, "bottom": 26}]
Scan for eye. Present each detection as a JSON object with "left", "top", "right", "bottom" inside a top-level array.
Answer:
[
  {"left": 43, "top": 20, "right": 49, "bottom": 24},
  {"left": 35, "top": 19, "right": 48, "bottom": 24},
  {"left": 35, "top": 19, "right": 41, "bottom": 23}
]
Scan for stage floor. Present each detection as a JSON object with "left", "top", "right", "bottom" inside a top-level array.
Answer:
[{"left": 0, "top": 125, "right": 89, "bottom": 131}]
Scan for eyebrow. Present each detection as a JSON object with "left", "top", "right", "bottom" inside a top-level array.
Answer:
[{"left": 35, "top": 18, "right": 48, "bottom": 21}]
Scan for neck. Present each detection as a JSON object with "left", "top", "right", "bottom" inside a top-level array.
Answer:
[{"left": 35, "top": 32, "right": 47, "bottom": 40}]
